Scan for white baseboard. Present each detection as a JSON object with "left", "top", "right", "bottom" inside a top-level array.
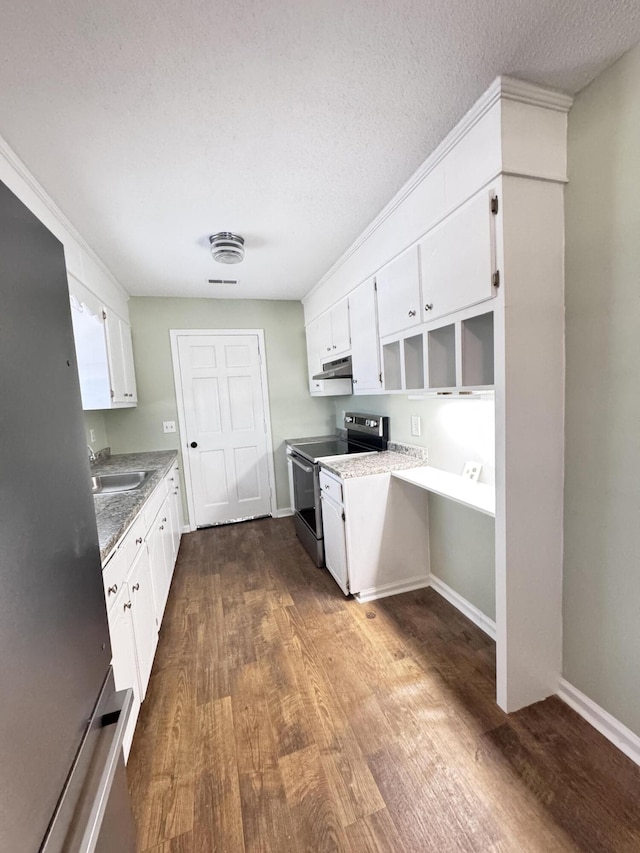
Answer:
[
  {"left": 429, "top": 574, "right": 497, "bottom": 640},
  {"left": 273, "top": 507, "right": 294, "bottom": 518},
  {"left": 181, "top": 524, "right": 191, "bottom": 534},
  {"left": 354, "top": 575, "right": 430, "bottom": 603},
  {"left": 557, "top": 678, "right": 640, "bottom": 767}
]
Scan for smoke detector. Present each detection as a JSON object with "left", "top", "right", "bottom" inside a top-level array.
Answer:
[{"left": 209, "top": 232, "right": 245, "bottom": 264}]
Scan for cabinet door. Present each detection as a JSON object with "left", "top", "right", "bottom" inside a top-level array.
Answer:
[
  {"left": 330, "top": 300, "right": 350, "bottom": 355},
  {"left": 159, "top": 498, "right": 174, "bottom": 590},
  {"left": 420, "top": 190, "right": 496, "bottom": 322},
  {"left": 104, "top": 309, "right": 127, "bottom": 403},
  {"left": 121, "top": 322, "right": 138, "bottom": 403},
  {"left": 104, "top": 309, "right": 137, "bottom": 405},
  {"left": 349, "top": 278, "right": 381, "bottom": 392},
  {"left": 168, "top": 472, "right": 182, "bottom": 562},
  {"left": 146, "top": 515, "right": 169, "bottom": 625},
  {"left": 107, "top": 584, "right": 141, "bottom": 700},
  {"left": 128, "top": 544, "right": 158, "bottom": 700},
  {"left": 376, "top": 247, "right": 421, "bottom": 338},
  {"left": 70, "top": 297, "right": 112, "bottom": 409},
  {"left": 321, "top": 494, "right": 349, "bottom": 596}
]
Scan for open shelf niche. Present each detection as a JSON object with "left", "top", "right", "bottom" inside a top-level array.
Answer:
[
  {"left": 404, "top": 334, "right": 425, "bottom": 389},
  {"left": 428, "top": 324, "right": 456, "bottom": 388},
  {"left": 462, "top": 312, "right": 494, "bottom": 386},
  {"left": 382, "top": 340, "right": 402, "bottom": 390}
]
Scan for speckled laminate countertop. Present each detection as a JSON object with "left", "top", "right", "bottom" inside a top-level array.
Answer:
[
  {"left": 92, "top": 450, "right": 178, "bottom": 564},
  {"left": 320, "top": 442, "right": 428, "bottom": 480}
]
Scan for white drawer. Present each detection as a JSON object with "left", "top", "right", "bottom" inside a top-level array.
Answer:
[
  {"left": 118, "top": 513, "right": 146, "bottom": 570},
  {"left": 102, "top": 547, "right": 128, "bottom": 611},
  {"left": 319, "top": 470, "right": 343, "bottom": 504}
]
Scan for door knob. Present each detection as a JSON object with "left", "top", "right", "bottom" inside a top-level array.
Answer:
[{"left": 190, "top": 441, "right": 198, "bottom": 448}]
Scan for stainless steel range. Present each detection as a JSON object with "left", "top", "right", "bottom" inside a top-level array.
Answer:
[{"left": 286, "top": 412, "right": 389, "bottom": 566}]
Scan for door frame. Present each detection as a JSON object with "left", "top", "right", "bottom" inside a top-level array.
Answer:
[{"left": 169, "top": 328, "right": 277, "bottom": 530}]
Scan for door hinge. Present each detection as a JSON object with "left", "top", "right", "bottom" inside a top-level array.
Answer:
[
  {"left": 491, "top": 195, "right": 499, "bottom": 215},
  {"left": 492, "top": 270, "right": 500, "bottom": 288}
]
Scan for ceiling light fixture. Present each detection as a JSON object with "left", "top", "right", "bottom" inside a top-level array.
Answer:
[{"left": 209, "top": 232, "right": 245, "bottom": 264}]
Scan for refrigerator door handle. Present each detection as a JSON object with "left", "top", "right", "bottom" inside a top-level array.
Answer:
[{"left": 78, "top": 687, "right": 134, "bottom": 853}]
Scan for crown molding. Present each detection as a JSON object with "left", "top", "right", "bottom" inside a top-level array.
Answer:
[
  {"left": 0, "top": 134, "right": 129, "bottom": 301},
  {"left": 303, "top": 76, "right": 573, "bottom": 306}
]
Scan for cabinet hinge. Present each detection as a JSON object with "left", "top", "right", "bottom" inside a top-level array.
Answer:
[
  {"left": 492, "top": 270, "right": 500, "bottom": 288},
  {"left": 102, "top": 309, "right": 107, "bottom": 320},
  {"left": 491, "top": 195, "right": 499, "bottom": 215},
  {"left": 110, "top": 388, "right": 114, "bottom": 399},
  {"left": 379, "top": 372, "right": 382, "bottom": 384},
  {"left": 342, "top": 511, "right": 345, "bottom": 522},
  {"left": 373, "top": 278, "right": 377, "bottom": 292}
]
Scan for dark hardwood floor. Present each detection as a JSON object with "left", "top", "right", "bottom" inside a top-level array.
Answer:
[{"left": 127, "top": 518, "right": 640, "bottom": 852}]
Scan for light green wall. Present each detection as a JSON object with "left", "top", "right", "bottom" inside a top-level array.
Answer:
[
  {"left": 563, "top": 43, "right": 640, "bottom": 735},
  {"left": 83, "top": 411, "right": 108, "bottom": 452},
  {"left": 104, "top": 297, "right": 335, "bottom": 512},
  {"left": 335, "top": 393, "right": 495, "bottom": 619}
]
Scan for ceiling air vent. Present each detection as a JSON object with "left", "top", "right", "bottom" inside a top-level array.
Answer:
[
  {"left": 208, "top": 278, "right": 239, "bottom": 285},
  {"left": 209, "top": 232, "right": 245, "bottom": 264}
]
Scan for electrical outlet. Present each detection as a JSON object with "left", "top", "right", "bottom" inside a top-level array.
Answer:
[
  {"left": 163, "top": 421, "right": 176, "bottom": 434},
  {"left": 89, "top": 428, "right": 96, "bottom": 443},
  {"left": 411, "top": 415, "right": 421, "bottom": 437}
]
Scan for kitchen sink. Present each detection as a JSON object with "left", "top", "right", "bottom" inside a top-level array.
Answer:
[{"left": 91, "top": 470, "right": 153, "bottom": 495}]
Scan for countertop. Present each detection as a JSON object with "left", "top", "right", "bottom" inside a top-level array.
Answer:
[
  {"left": 92, "top": 450, "right": 178, "bottom": 564},
  {"left": 320, "top": 446, "right": 428, "bottom": 479}
]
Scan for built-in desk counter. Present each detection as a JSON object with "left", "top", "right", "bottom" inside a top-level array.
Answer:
[{"left": 392, "top": 466, "right": 495, "bottom": 517}]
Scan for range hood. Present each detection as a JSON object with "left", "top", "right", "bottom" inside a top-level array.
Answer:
[{"left": 312, "top": 355, "right": 353, "bottom": 381}]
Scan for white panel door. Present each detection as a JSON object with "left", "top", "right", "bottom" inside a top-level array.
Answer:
[{"left": 177, "top": 334, "right": 272, "bottom": 527}]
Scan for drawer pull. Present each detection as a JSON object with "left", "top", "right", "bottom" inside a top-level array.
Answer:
[
  {"left": 135, "top": 537, "right": 143, "bottom": 545},
  {"left": 132, "top": 583, "right": 140, "bottom": 592},
  {"left": 107, "top": 584, "right": 118, "bottom": 595}
]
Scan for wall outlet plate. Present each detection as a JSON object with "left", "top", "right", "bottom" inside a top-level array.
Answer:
[
  {"left": 411, "top": 415, "right": 421, "bottom": 437},
  {"left": 89, "top": 428, "right": 96, "bottom": 443},
  {"left": 163, "top": 421, "right": 177, "bottom": 434},
  {"left": 462, "top": 461, "right": 482, "bottom": 481}
]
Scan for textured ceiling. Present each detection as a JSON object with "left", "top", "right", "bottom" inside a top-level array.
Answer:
[{"left": 1, "top": 1, "right": 639, "bottom": 300}]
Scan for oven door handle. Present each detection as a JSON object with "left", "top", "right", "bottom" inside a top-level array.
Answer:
[{"left": 290, "top": 455, "right": 314, "bottom": 475}]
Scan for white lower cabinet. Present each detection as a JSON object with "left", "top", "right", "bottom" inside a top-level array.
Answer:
[
  {"left": 102, "top": 464, "right": 182, "bottom": 761},
  {"left": 320, "top": 489, "right": 349, "bottom": 595},
  {"left": 319, "top": 467, "right": 430, "bottom": 600}
]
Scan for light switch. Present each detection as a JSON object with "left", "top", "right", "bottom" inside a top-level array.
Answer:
[
  {"left": 411, "top": 415, "right": 421, "bottom": 437},
  {"left": 163, "top": 421, "right": 177, "bottom": 434},
  {"left": 89, "top": 428, "right": 96, "bottom": 443}
]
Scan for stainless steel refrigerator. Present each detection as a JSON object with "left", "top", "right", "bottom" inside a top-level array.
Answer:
[{"left": 0, "top": 179, "right": 137, "bottom": 852}]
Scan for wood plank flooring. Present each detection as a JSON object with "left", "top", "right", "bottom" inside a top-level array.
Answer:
[{"left": 127, "top": 518, "right": 640, "bottom": 852}]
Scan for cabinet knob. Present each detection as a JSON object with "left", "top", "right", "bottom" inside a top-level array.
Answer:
[
  {"left": 353, "top": 378, "right": 358, "bottom": 384},
  {"left": 160, "top": 525, "right": 164, "bottom": 530},
  {"left": 424, "top": 303, "right": 433, "bottom": 311},
  {"left": 135, "top": 537, "right": 143, "bottom": 545},
  {"left": 162, "top": 517, "right": 167, "bottom": 523},
  {"left": 332, "top": 345, "right": 336, "bottom": 349},
  {"left": 408, "top": 309, "right": 416, "bottom": 317},
  {"left": 124, "top": 601, "right": 132, "bottom": 610},
  {"left": 107, "top": 584, "right": 118, "bottom": 595},
  {"left": 190, "top": 441, "right": 198, "bottom": 448},
  {"left": 132, "top": 582, "right": 140, "bottom": 592}
]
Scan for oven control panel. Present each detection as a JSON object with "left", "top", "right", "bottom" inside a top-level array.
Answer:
[{"left": 343, "top": 412, "right": 388, "bottom": 439}]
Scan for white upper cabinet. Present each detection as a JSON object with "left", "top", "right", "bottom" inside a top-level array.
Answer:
[
  {"left": 305, "top": 304, "right": 352, "bottom": 397},
  {"left": 376, "top": 246, "right": 421, "bottom": 339},
  {"left": 420, "top": 189, "right": 497, "bottom": 322},
  {"left": 104, "top": 308, "right": 138, "bottom": 405},
  {"left": 349, "top": 278, "right": 381, "bottom": 392},
  {"left": 69, "top": 277, "right": 138, "bottom": 410},
  {"left": 329, "top": 299, "right": 351, "bottom": 355}
]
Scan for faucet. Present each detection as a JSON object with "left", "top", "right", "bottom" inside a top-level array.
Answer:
[{"left": 87, "top": 445, "right": 97, "bottom": 463}]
